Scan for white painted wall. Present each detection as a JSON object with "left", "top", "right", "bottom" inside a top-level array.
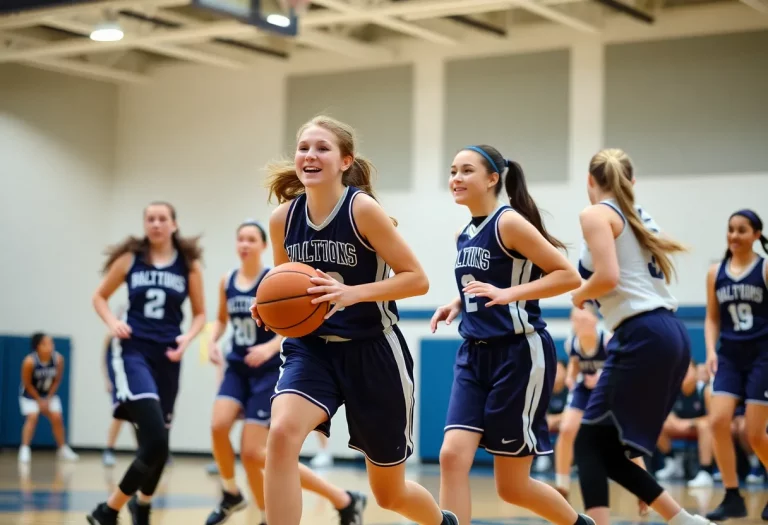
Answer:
[{"left": 0, "top": 64, "right": 117, "bottom": 447}]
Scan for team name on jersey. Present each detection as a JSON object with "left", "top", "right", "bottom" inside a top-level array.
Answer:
[
  {"left": 717, "top": 283, "right": 764, "bottom": 304},
  {"left": 455, "top": 246, "right": 491, "bottom": 271},
  {"left": 286, "top": 240, "right": 357, "bottom": 267},
  {"left": 227, "top": 296, "right": 254, "bottom": 314},
  {"left": 131, "top": 270, "right": 186, "bottom": 293},
  {"left": 35, "top": 367, "right": 57, "bottom": 380}
]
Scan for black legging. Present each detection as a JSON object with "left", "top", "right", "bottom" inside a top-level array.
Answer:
[
  {"left": 117, "top": 398, "right": 170, "bottom": 497},
  {"left": 575, "top": 424, "right": 664, "bottom": 509}
]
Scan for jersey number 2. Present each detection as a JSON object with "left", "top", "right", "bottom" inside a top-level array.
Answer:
[
  {"left": 728, "top": 303, "right": 753, "bottom": 332},
  {"left": 461, "top": 274, "right": 478, "bottom": 313},
  {"left": 144, "top": 289, "right": 166, "bottom": 319}
]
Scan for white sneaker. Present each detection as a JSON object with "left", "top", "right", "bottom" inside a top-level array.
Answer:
[
  {"left": 102, "top": 450, "right": 116, "bottom": 467},
  {"left": 57, "top": 445, "right": 79, "bottom": 461},
  {"left": 18, "top": 445, "right": 31, "bottom": 463},
  {"left": 687, "top": 470, "right": 714, "bottom": 488},
  {"left": 310, "top": 451, "right": 333, "bottom": 468},
  {"left": 687, "top": 513, "right": 717, "bottom": 525},
  {"left": 656, "top": 456, "right": 684, "bottom": 480}
]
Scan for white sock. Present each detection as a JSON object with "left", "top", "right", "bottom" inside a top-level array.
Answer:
[
  {"left": 137, "top": 492, "right": 152, "bottom": 505},
  {"left": 221, "top": 477, "right": 238, "bottom": 494},
  {"left": 556, "top": 474, "right": 570, "bottom": 489},
  {"left": 668, "top": 509, "right": 693, "bottom": 525}
]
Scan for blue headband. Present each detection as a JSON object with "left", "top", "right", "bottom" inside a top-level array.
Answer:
[
  {"left": 731, "top": 209, "right": 763, "bottom": 230},
  {"left": 465, "top": 146, "right": 503, "bottom": 175},
  {"left": 239, "top": 219, "right": 267, "bottom": 236}
]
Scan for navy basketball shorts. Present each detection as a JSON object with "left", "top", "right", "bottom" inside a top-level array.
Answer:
[
  {"left": 107, "top": 337, "right": 181, "bottom": 427},
  {"left": 712, "top": 337, "right": 768, "bottom": 404},
  {"left": 217, "top": 361, "right": 280, "bottom": 426},
  {"left": 444, "top": 329, "right": 557, "bottom": 457},
  {"left": 567, "top": 382, "right": 593, "bottom": 412},
  {"left": 582, "top": 308, "right": 690, "bottom": 457},
  {"left": 273, "top": 325, "right": 415, "bottom": 467}
]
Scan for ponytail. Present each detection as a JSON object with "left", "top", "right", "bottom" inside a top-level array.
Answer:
[
  {"left": 502, "top": 159, "right": 566, "bottom": 251},
  {"left": 589, "top": 149, "right": 686, "bottom": 283},
  {"left": 265, "top": 160, "right": 304, "bottom": 204},
  {"left": 462, "top": 145, "right": 565, "bottom": 251},
  {"left": 723, "top": 209, "right": 768, "bottom": 262}
]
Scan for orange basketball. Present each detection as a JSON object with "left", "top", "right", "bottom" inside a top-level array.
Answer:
[{"left": 255, "top": 262, "right": 328, "bottom": 338}]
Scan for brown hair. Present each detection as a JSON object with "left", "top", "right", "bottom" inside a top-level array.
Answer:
[
  {"left": 101, "top": 201, "right": 203, "bottom": 274},
  {"left": 265, "top": 116, "right": 377, "bottom": 200},
  {"left": 589, "top": 149, "right": 686, "bottom": 283},
  {"left": 465, "top": 144, "right": 566, "bottom": 252}
]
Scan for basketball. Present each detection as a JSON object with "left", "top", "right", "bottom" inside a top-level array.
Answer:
[{"left": 255, "top": 262, "right": 328, "bottom": 338}]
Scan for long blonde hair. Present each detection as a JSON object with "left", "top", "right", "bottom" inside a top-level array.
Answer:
[
  {"left": 266, "top": 115, "right": 378, "bottom": 205},
  {"left": 589, "top": 149, "right": 686, "bottom": 283}
]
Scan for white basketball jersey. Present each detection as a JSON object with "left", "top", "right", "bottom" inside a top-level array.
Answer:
[{"left": 578, "top": 199, "right": 678, "bottom": 330}]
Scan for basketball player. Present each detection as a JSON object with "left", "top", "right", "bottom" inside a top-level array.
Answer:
[
  {"left": 18, "top": 332, "right": 79, "bottom": 463},
  {"left": 430, "top": 144, "right": 591, "bottom": 525},
  {"left": 252, "top": 115, "right": 458, "bottom": 525},
  {"left": 553, "top": 305, "right": 609, "bottom": 499},
  {"left": 206, "top": 219, "right": 364, "bottom": 525},
  {"left": 704, "top": 209, "right": 768, "bottom": 520},
  {"left": 570, "top": 148, "right": 713, "bottom": 525},
  {"left": 87, "top": 201, "right": 206, "bottom": 525}
]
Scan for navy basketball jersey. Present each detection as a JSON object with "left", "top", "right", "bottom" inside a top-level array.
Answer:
[
  {"left": 225, "top": 268, "right": 278, "bottom": 365},
  {"left": 20, "top": 352, "right": 59, "bottom": 398},
  {"left": 566, "top": 330, "right": 608, "bottom": 376},
  {"left": 715, "top": 256, "right": 768, "bottom": 342},
  {"left": 283, "top": 186, "right": 399, "bottom": 340},
  {"left": 455, "top": 205, "right": 546, "bottom": 340},
  {"left": 125, "top": 251, "right": 189, "bottom": 345}
]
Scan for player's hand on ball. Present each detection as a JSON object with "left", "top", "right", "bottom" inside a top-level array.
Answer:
[
  {"left": 166, "top": 334, "right": 189, "bottom": 362},
  {"left": 245, "top": 344, "right": 273, "bottom": 368},
  {"left": 430, "top": 302, "right": 461, "bottom": 333},
  {"left": 308, "top": 269, "right": 360, "bottom": 319},
  {"left": 462, "top": 281, "right": 511, "bottom": 306},
  {"left": 249, "top": 303, "right": 270, "bottom": 330}
]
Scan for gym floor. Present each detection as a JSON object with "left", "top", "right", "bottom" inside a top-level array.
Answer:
[{"left": 2, "top": 451, "right": 767, "bottom": 525}]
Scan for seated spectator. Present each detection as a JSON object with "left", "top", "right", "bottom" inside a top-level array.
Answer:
[
  {"left": 655, "top": 359, "right": 713, "bottom": 487},
  {"left": 533, "top": 360, "right": 568, "bottom": 473}
]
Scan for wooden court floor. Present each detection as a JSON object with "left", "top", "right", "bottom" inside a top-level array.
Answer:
[{"left": 1, "top": 451, "right": 767, "bottom": 525}]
